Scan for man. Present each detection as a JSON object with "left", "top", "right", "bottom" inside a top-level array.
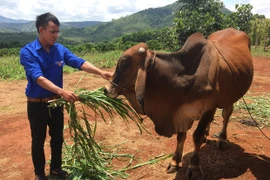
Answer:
[{"left": 20, "top": 12, "right": 112, "bottom": 180}]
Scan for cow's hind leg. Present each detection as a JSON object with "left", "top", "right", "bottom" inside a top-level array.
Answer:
[
  {"left": 203, "top": 117, "right": 213, "bottom": 143},
  {"left": 217, "top": 105, "right": 233, "bottom": 150},
  {"left": 166, "top": 132, "right": 186, "bottom": 174},
  {"left": 187, "top": 110, "right": 215, "bottom": 179}
]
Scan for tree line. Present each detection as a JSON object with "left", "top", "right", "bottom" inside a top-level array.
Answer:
[{"left": 0, "top": 0, "right": 269, "bottom": 57}]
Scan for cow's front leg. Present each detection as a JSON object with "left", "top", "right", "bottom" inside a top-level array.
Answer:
[
  {"left": 187, "top": 110, "right": 215, "bottom": 179},
  {"left": 203, "top": 120, "right": 212, "bottom": 143},
  {"left": 166, "top": 132, "right": 186, "bottom": 173}
]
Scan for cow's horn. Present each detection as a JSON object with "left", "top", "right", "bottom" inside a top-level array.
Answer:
[{"left": 138, "top": 47, "right": 145, "bottom": 53}]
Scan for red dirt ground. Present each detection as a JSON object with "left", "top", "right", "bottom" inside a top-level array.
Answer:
[{"left": 0, "top": 57, "right": 270, "bottom": 180}]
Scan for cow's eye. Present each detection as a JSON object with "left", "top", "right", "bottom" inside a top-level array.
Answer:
[{"left": 119, "top": 58, "right": 130, "bottom": 70}]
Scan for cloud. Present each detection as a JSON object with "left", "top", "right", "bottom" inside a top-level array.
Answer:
[
  {"left": 222, "top": 0, "right": 270, "bottom": 18},
  {"left": 0, "top": 0, "right": 176, "bottom": 22},
  {"left": 0, "top": 0, "right": 269, "bottom": 22},
  {"left": 222, "top": 0, "right": 251, "bottom": 11},
  {"left": 0, "top": 0, "right": 18, "bottom": 7},
  {"left": 250, "top": 0, "right": 270, "bottom": 17}
]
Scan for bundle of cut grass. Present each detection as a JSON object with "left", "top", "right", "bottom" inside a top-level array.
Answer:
[{"left": 48, "top": 87, "right": 171, "bottom": 180}]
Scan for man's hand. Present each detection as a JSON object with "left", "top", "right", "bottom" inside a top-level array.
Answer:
[
  {"left": 36, "top": 76, "right": 79, "bottom": 103},
  {"left": 81, "top": 61, "right": 113, "bottom": 80},
  {"left": 59, "top": 89, "right": 79, "bottom": 103},
  {"left": 100, "top": 70, "right": 113, "bottom": 80}
]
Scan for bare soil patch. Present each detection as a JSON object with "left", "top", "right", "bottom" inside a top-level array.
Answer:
[{"left": 0, "top": 58, "right": 270, "bottom": 180}]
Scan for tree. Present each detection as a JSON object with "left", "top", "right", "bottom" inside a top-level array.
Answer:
[
  {"left": 157, "top": 27, "right": 179, "bottom": 51},
  {"left": 174, "top": 0, "right": 226, "bottom": 47},
  {"left": 225, "top": 4, "right": 253, "bottom": 33},
  {"left": 250, "top": 17, "right": 270, "bottom": 50}
]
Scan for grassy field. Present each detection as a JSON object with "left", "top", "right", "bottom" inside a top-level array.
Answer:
[
  {"left": 0, "top": 50, "right": 122, "bottom": 81},
  {"left": 63, "top": 50, "right": 122, "bottom": 74},
  {"left": 0, "top": 46, "right": 269, "bottom": 81},
  {"left": 234, "top": 93, "right": 270, "bottom": 127},
  {"left": 0, "top": 46, "right": 269, "bottom": 126},
  {"left": 251, "top": 46, "right": 270, "bottom": 58}
]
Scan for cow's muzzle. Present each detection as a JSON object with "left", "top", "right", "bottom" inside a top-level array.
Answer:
[{"left": 104, "top": 84, "right": 119, "bottom": 98}]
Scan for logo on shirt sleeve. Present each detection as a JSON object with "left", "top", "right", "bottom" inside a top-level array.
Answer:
[{"left": 55, "top": 61, "right": 65, "bottom": 67}]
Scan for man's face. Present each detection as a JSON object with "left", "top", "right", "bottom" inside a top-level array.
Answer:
[{"left": 39, "top": 21, "right": 59, "bottom": 46}]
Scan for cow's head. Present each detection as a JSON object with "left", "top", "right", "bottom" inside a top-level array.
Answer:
[{"left": 104, "top": 43, "right": 155, "bottom": 115}]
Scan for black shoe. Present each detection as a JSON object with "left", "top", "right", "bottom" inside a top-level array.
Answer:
[
  {"left": 50, "top": 168, "right": 69, "bottom": 179},
  {"left": 35, "top": 174, "right": 48, "bottom": 180}
]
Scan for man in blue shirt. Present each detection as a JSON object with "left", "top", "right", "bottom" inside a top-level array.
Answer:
[{"left": 20, "top": 12, "right": 112, "bottom": 180}]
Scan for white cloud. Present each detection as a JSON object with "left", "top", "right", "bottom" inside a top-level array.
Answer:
[
  {"left": 0, "top": 0, "right": 176, "bottom": 22},
  {"left": 250, "top": 0, "right": 270, "bottom": 17},
  {"left": 222, "top": 0, "right": 270, "bottom": 18},
  {"left": 0, "top": 0, "right": 269, "bottom": 22}
]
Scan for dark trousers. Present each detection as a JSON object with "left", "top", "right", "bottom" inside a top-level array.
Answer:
[{"left": 27, "top": 101, "right": 64, "bottom": 175}]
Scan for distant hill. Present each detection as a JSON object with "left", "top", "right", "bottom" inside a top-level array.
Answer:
[
  {"left": 60, "top": 2, "right": 231, "bottom": 43},
  {"left": 0, "top": 21, "right": 36, "bottom": 32},
  {"left": 59, "top": 2, "right": 183, "bottom": 43},
  {"left": 0, "top": 15, "right": 30, "bottom": 23},
  {"left": 0, "top": 16, "right": 104, "bottom": 32},
  {"left": 62, "top": 21, "right": 105, "bottom": 28},
  {"left": 0, "top": 2, "right": 232, "bottom": 46}
]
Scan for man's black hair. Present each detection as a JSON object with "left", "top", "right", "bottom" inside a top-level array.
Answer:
[{"left": 35, "top": 12, "right": 60, "bottom": 33}]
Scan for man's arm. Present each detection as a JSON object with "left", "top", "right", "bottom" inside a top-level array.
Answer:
[
  {"left": 63, "top": 47, "right": 112, "bottom": 80},
  {"left": 36, "top": 61, "right": 113, "bottom": 102},
  {"left": 36, "top": 76, "right": 78, "bottom": 102},
  {"left": 80, "top": 61, "right": 113, "bottom": 80}
]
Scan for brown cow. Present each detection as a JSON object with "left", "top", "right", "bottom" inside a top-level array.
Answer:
[{"left": 104, "top": 28, "right": 253, "bottom": 178}]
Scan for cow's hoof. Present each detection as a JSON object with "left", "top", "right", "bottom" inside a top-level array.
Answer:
[
  {"left": 166, "top": 162, "right": 179, "bottom": 174},
  {"left": 202, "top": 137, "right": 207, "bottom": 143},
  {"left": 186, "top": 168, "right": 197, "bottom": 179},
  {"left": 217, "top": 140, "right": 230, "bottom": 150},
  {"left": 186, "top": 166, "right": 205, "bottom": 179}
]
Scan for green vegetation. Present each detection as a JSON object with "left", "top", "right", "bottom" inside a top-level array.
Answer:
[
  {"left": 48, "top": 87, "right": 171, "bottom": 179},
  {"left": 174, "top": 0, "right": 227, "bottom": 48},
  {"left": 0, "top": 50, "right": 122, "bottom": 81},
  {"left": 0, "top": 20, "right": 103, "bottom": 32},
  {"left": 0, "top": 2, "right": 183, "bottom": 44},
  {"left": 1, "top": 1, "right": 269, "bottom": 53},
  {"left": 0, "top": 45, "right": 269, "bottom": 81},
  {"left": 0, "top": 1, "right": 269, "bottom": 176},
  {"left": 0, "top": 32, "right": 37, "bottom": 48},
  {"left": 49, "top": 87, "right": 142, "bottom": 179},
  {"left": 251, "top": 46, "right": 270, "bottom": 58},
  {"left": 85, "top": 51, "right": 122, "bottom": 68},
  {"left": 234, "top": 93, "right": 270, "bottom": 127},
  {"left": 0, "top": 1, "right": 233, "bottom": 47},
  {"left": 63, "top": 50, "right": 122, "bottom": 74},
  {"left": 0, "top": 56, "right": 25, "bottom": 80},
  {"left": 1, "top": 2, "right": 269, "bottom": 177},
  {"left": 0, "top": 1, "right": 269, "bottom": 81},
  {"left": 172, "top": 0, "right": 269, "bottom": 51}
]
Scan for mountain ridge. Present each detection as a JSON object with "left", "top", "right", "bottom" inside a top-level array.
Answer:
[
  {"left": 0, "top": 15, "right": 30, "bottom": 23},
  {"left": 0, "top": 2, "right": 232, "bottom": 45}
]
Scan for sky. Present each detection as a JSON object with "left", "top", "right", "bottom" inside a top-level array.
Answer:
[{"left": 0, "top": 0, "right": 269, "bottom": 22}]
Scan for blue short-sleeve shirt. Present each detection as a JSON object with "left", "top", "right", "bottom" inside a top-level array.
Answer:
[{"left": 20, "top": 39, "right": 86, "bottom": 98}]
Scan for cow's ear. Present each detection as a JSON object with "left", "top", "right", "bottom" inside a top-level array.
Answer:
[
  {"left": 135, "top": 49, "right": 152, "bottom": 113},
  {"left": 135, "top": 68, "right": 146, "bottom": 113}
]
